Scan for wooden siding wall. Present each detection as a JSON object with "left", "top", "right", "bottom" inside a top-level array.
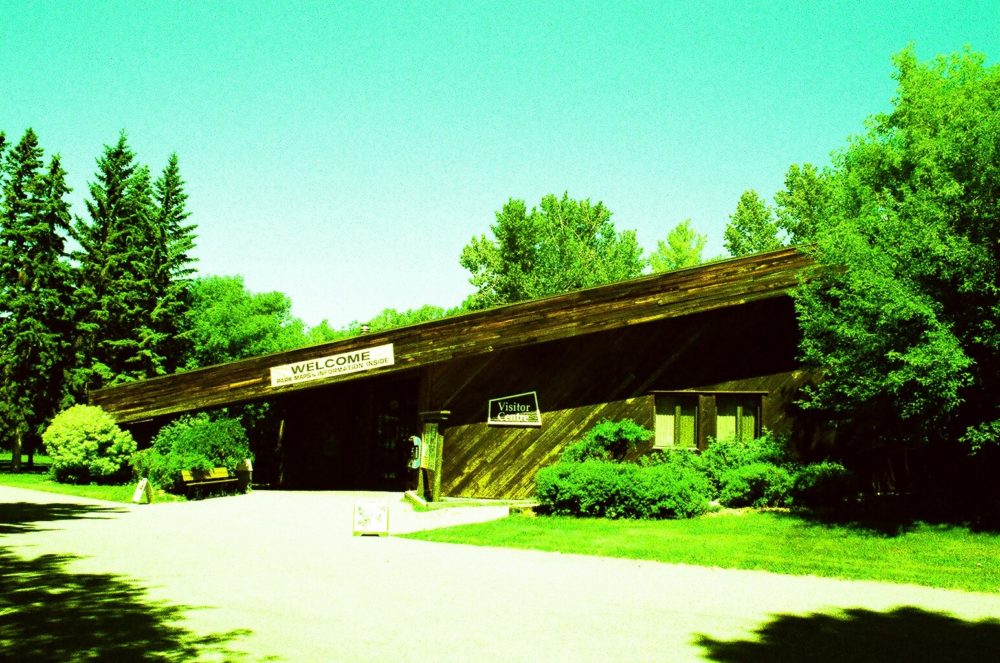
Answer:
[
  {"left": 91, "top": 249, "right": 812, "bottom": 424},
  {"left": 430, "top": 297, "right": 807, "bottom": 499}
]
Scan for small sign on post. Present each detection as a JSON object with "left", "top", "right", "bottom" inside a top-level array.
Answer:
[
  {"left": 352, "top": 499, "right": 389, "bottom": 537},
  {"left": 132, "top": 478, "right": 154, "bottom": 504}
]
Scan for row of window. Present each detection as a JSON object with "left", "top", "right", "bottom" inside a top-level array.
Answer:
[{"left": 653, "top": 393, "right": 762, "bottom": 450}]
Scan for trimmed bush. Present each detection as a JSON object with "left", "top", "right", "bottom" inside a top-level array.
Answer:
[
  {"left": 132, "top": 414, "right": 250, "bottom": 491},
  {"left": 560, "top": 419, "right": 653, "bottom": 463},
  {"left": 718, "top": 462, "right": 794, "bottom": 508},
  {"left": 42, "top": 405, "right": 137, "bottom": 484},
  {"left": 792, "top": 461, "right": 856, "bottom": 508},
  {"left": 536, "top": 459, "right": 710, "bottom": 519}
]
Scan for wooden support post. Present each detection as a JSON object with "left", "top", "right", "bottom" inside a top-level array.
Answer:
[{"left": 419, "top": 410, "right": 450, "bottom": 502}]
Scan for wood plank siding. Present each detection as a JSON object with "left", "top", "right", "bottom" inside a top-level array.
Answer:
[
  {"left": 91, "top": 247, "right": 814, "bottom": 424},
  {"left": 430, "top": 297, "right": 812, "bottom": 498}
]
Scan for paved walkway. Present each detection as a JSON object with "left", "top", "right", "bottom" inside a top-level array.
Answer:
[{"left": 2, "top": 485, "right": 999, "bottom": 661}]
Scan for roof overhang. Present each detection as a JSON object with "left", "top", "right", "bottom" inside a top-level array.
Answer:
[{"left": 91, "top": 247, "right": 814, "bottom": 423}]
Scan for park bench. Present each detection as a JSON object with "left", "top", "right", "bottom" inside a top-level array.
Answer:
[{"left": 180, "top": 467, "right": 239, "bottom": 498}]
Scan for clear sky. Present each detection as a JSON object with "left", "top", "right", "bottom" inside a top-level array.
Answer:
[{"left": 3, "top": 1, "right": 998, "bottom": 327}]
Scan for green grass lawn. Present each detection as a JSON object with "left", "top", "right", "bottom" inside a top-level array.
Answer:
[
  {"left": 0, "top": 466, "right": 184, "bottom": 503},
  {"left": 404, "top": 511, "right": 1000, "bottom": 593}
]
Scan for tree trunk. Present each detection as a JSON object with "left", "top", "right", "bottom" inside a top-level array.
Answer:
[{"left": 11, "top": 429, "right": 22, "bottom": 472}]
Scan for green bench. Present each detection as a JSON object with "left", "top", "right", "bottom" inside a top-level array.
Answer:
[{"left": 180, "top": 467, "right": 239, "bottom": 498}]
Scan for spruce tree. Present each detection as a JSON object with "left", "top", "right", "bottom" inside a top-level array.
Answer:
[
  {"left": 151, "top": 153, "right": 196, "bottom": 371},
  {"left": 0, "top": 130, "right": 75, "bottom": 469},
  {"left": 75, "top": 133, "right": 161, "bottom": 389}
]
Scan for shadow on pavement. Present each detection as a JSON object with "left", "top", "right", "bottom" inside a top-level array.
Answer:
[
  {"left": 0, "top": 549, "right": 255, "bottom": 661},
  {"left": 0, "top": 501, "right": 126, "bottom": 535},
  {"left": 695, "top": 606, "right": 1000, "bottom": 662},
  {"left": 0, "top": 502, "right": 260, "bottom": 661}
]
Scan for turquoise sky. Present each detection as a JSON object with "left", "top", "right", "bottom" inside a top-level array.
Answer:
[{"left": 3, "top": 1, "right": 998, "bottom": 327}]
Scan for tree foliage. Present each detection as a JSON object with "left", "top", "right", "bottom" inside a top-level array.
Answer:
[
  {"left": 0, "top": 130, "right": 76, "bottom": 468},
  {"left": 723, "top": 189, "right": 783, "bottom": 257},
  {"left": 648, "top": 219, "right": 706, "bottom": 272},
  {"left": 795, "top": 46, "right": 1000, "bottom": 455},
  {"left": 183, "top": 275, "right": 306, "bottom": 369},
  {"left": 73, "top": 134, "right": 196, "bottom": 389},
  {"left": 460, "top": 193, "right": 645, "bottom": 309},
  {"left": 773, "top": 163, "right": 831, "bottom": 246}
]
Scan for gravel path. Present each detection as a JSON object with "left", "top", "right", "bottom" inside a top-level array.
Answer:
[{"left": 2, "top": 485, "right": 999, "bottom": 662}]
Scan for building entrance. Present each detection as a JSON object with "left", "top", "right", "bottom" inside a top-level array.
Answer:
[{"left": 278, "top": 374, "right": 420, "bottom": 490}]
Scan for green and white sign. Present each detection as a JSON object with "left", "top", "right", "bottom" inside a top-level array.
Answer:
[
  {"left": 270, "top": 343, "right": 394, "bottom": 387},
  {"left": 488, "top": 391, "right": 542, "bottom": 427}
]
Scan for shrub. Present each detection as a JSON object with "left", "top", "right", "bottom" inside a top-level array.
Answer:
[
  {"left": 133, "top": 414, "right": 250, "bottom": 491},
  {"left": 536, "top": 459, "right": 710, "bottom": 519},
  {"left": 634, "top": 462, "right": 712, "bottom": 518},
  {"left": 42, "top": 405, "right": 136, "bottom": 484},
  {"left": 792, "top": 461, "right": 856, "bottom": 508},
  {"left": 701, "top": 431, "right": 791, "bottom": 493},
  {"left": 718, "top": 462, "right": 794, "bottom": 508},
  {"left": 560, "top": 419, "right": 653, "bottom": 463}
]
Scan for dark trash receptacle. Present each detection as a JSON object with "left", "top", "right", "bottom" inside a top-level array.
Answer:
[{"left": 236, "top": 458, "right": 253, "bottom": 492}]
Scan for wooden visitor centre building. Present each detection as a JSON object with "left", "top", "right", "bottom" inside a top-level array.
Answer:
[{"left": 92, "top": 247, "right": 821, "bottom": 500}]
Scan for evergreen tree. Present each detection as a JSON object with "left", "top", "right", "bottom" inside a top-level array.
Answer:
[
  {"left": 723, "top": 189, "right": 783, "bottom": 257},
  {"left": 74, "top": 133, "right": 161, "bottom": 390},
  {"left": 0, "top": 130, "right": 76, "bottom": 470},
  {"left": 150, "top": 153, "right": 196, "bottom": 371}
]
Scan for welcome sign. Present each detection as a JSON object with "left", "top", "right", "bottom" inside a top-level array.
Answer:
[
  {"left": 269, "top": 343, "right": 394, "bottom": 387},
  {"left": 488, "top": 391, "right": 542, "bottom": 427}
]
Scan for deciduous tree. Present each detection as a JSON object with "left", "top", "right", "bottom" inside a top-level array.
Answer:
[
  {"left": 183, "top": 275, "right": 306, "bottom": 369},
  {"left": 723, "top": 189, "right": 783, "bottom": 257},
  {"left": 795, "top": 47, "right": 1000, "bottom": 465},
  {"left": 648, "top": 219, "right": 707, "bottom": 272},
  {"left": 460, "top": 193, "right": 644, "bottom": 309}
]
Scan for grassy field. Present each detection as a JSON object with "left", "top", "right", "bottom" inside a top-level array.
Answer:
[
  {"left": 0, "top": 452, "right": 184, "bottom": 503},
  {"left": 404, "top": 511, "right": 1000, "bottom": 593}
]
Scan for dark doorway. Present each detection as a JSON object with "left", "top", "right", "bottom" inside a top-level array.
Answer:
[{"left": 278, "top": 373, "right": 420, "bottom": 490}]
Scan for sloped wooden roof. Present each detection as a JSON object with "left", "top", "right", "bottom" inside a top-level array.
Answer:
[{"left": 91, "top": 247, "right": 813, "bottom": 423}]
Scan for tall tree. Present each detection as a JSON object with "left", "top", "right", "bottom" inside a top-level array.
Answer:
[
  {"left": 150, "top": 153, "right": 196, "bottom": 372},
  {"left": 74, "top": 133, "right": 161, "bottom": 390},
  {"left": 460, "top": 193, "right": 644, "bottom": 309},
  {"left": 794, "top": 47, "right": 1000, "bottom": 471},
  {"left": 774, "top": 163, "right": 831, "bottom": 245},
  {"left": 0, "top": 130, "right": 76, "bottom": 469},
  {"left": 723, "top": 189, "right": 783, "bottom": 257},
  {"left": 648, "top": 219, "right": 706, "bottom": 272}
]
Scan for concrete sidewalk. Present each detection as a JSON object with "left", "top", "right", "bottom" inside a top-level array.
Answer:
[{"left": 2, "top": 485, "right": 999, "bottom": 661}]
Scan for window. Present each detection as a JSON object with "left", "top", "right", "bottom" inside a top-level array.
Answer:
[
  {"left": 651, "top": 391, "right": 765, "bottom": 450},
  {"left": 715, "top": 396, "right": 759, "bottom": 443},
  {"left": 654, "top": 396, "right": 697, "bottom": 449}
]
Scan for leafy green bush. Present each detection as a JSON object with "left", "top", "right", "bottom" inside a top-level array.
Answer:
[
  {"left": 42, "top": 405, "right": 137, "bottom": 484},
  {"left": 536, "top": 459, "right": 710, "bottom": 519},
  {"left": 701, "top": 431, "right": 790, "bottom": 493},
  {"left": 132, "top": 414, "right": 250, "bottom": 492},
  {"left": 792, "top": 461, "right": 856, "bottom": 508},
  {"left": 560, "top": 419, "right": 653, "bottom": 463},
  {"left": 718, "top": 462, "right": 794, "bottom": 508}
]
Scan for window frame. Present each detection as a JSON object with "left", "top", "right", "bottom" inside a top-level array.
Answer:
[{"left": 650, "top": 390, "right": 766, "bottom": 450}]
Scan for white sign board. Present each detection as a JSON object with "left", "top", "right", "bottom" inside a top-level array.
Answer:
[
  {"left": 353, "top": 500, "right": 389, "bottom": 536},
  {"left": 488, "top": 391, "right": 542, "bottom": 427},
  {"left": 270, "top": 343, "right": 394, "bottom": 388}
]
